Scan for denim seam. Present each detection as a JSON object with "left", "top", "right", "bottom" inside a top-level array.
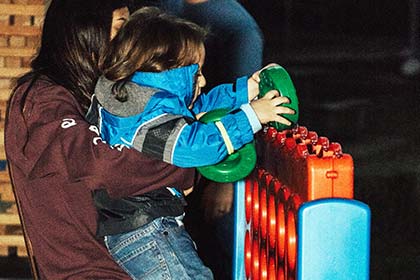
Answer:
[
  {"left": 116, "top": 240, "right": 171, "bottom": 280},
  {"left": 115, "top": 240, "right": 157, "bottom": 263},
  {"left": 109, "top": 225, "right": 155, "bottom": 254}
]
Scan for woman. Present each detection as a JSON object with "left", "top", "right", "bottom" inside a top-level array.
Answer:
[{"left": 5, "top": 0, "right": 197, "bottom": 279}]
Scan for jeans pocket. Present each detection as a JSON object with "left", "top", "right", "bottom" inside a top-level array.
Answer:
[{"left": 105, "top": 233, "right": 171, "bottom": 279}]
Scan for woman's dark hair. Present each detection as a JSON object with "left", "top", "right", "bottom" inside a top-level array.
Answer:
[
  {"left": 21, "top": 0, "right": 130, "bottom": 111},
  {"left": 100, "top": 7, "right": 208, "bottom": 101}
]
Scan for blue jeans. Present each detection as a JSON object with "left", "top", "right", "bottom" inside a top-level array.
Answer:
[{"left": 104, "top": 217, "right": 214, "bottom": 280}]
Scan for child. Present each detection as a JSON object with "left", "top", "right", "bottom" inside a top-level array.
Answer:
[{"left": 87, "top": 7, "right": 293, "bottom": 279}]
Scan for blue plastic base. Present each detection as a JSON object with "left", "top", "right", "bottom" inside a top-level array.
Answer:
[
  {"left": 232, "top": 180, "right": 246, "bottom": 280},
  {"left": 297, "top": 198, "right": 371, "bottom": 280}
]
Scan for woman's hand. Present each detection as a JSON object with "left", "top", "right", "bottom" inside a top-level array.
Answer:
[
  {"left": 247, "top": 63, "right": 279, "bottom": 101},
  {"left": 183, "top": 186, "right": 194, "bottom": 196},
  {"left": 250, "top": 89, "right": 295, "bottom": 125},
  {"left": 201, "top": 181, "right": 234, "bottom": 222},
  {"left": 195, "top": 112, "right": 207, "bottom": 120}
]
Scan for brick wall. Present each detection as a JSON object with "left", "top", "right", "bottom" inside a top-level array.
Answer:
[{"left": 0, "top": 0, "right": 45, "bottom": 257}]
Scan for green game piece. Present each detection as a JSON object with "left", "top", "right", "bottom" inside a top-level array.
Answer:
[
  {"left": 259, "top": 65, "right": 299, "bottom": 131},
  {"left": 197, "top": 108, "right": 256, "bottom": 183}
]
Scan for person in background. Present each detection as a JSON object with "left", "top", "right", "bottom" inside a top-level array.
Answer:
[
  {"left": 401, "top": 0, "right": 420, "bottom": 77},
  {"left": 87, "top": 7, "right": 292, "bottom": 279},
  {"left": 4, "top": 0, "right": 198, "bottom": 279},
  {"left": 131, "top": 0, "right": 264, "bottom": 89}
]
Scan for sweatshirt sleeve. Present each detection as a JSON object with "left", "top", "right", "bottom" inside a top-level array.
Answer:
[
  {"left": 6, "top": 82, "right": 195, "bottom": 199},
  {"left": 191, "top": 76, "right": 249, "bottom": 114}
]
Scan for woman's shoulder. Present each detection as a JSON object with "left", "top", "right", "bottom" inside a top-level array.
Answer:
[
  {"left": 14, "top": 74, "right": 79, "bottom": 105},
  {"left": 16, "top": 74, "right": 66, "bottom": 95},
  {"left": 10, "top": 74, "right": 85, "bottom": 119}
]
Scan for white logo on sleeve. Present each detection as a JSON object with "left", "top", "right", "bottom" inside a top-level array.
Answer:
[
  {"left": 89, "top": 125, "right": 100, "bottom": 136},
  {"left": 88, "top": 125, "right": 106, "bottom": 145},
  {"left": 61, "top": 118, "right": 77, "bottom": 129},
  {"left": 88, "top": 125, "right": 127, "bottom": 150}
]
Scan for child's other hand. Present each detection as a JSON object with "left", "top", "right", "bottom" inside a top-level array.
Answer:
[
  {"left": 250, "top": 89, "right": 295, "bottom": 125},
  {"left": 247, "top": 63, "right": 279, "bottom": 101}
]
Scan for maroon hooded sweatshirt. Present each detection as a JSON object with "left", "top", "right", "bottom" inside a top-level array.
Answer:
[{"left": 5, "top": 76, "right": 196, "bottom": 279}]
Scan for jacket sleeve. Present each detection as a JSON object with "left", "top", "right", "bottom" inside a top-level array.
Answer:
[
  {"left": 192, "top": 76, "right": 249, "bottom": 114},
  {"left": 6, "top": 82, "right": 195, "bottom": 199},
  {"left": 133, "top": 107, "right": 256, "bottom": 168},
  {"left": 173, "top": 109, "right": 255, "bottom": 167},
  {"left": 126, "top": 78, "right": 259, "bottom": 168}
]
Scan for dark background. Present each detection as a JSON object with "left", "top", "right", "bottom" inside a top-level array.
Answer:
[
  {"left": 243, "top": 0, "right": 420, "bottom": 279},
  {"left": 2, "top": 1, "right": 420, "bottom": 279}
]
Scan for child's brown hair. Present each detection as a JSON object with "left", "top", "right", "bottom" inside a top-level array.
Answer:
[{"left": 100, "top": 7, "right": 208, "bottom": 101}]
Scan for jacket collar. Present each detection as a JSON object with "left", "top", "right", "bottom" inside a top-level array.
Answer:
[
  {"left": 131, "top": 64, "right": 199, "bottom": 106},
  {"left": 94, "top": 75, "right": 157, "bottom": 117}
]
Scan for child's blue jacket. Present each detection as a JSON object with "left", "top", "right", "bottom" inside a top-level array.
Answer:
[{"left": 89, "top": 64, "right": 261, "bottom": 167}]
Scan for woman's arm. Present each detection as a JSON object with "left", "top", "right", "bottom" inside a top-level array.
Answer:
[{"left": 5, "top": 80, "right": 195, "bottom": 199}]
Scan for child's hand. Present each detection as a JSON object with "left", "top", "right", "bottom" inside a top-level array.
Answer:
[
  {"left": 247, "top": 63, "right": 279, "bottom": 101},
  {"left": 250, "top": 89, "right": 295, "bottom": 125}
]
